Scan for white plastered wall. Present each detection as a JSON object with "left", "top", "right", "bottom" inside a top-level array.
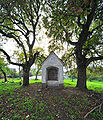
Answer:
[{"left": 42, "top": 53, "right": 63, "bottom": 86}]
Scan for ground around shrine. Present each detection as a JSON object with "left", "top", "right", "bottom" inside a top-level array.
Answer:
[{"left": 0, "top": 83, "right": 103, "bottom": 120}]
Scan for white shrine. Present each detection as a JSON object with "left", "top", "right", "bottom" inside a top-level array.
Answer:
[{"left": 41, "top": 52, "right": 64, "bottom": 88}]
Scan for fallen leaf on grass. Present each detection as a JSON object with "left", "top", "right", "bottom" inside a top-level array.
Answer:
[{"left": 62, "top": 89, "right": 66, "bottom": 92}]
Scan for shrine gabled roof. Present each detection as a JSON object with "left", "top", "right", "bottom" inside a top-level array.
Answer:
[{"left": 41, "top": 51, "right": 64, "bottom": 66}]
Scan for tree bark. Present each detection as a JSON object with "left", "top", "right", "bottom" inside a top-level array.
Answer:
[
  {"left": 35, "top": 71, "right": 38, "bottom": 80},
  {"left": 72, "top": 77, "right": 73, "bottom": 82},
  {"left": 75, "top": 23, "right": 89, "bottom": 90},
  {"left": 19, "top": 66, "right": 21, "bottom": 79},
  {"left": 23, "top": 65, "right": 30, "bottom": 86},
  {"left": 3, "top": 71, "right": 7, "bottom": 82},
  {"left": 35, "top": 68, "right": 40, "bottom": 80},
  {"left": 0, "top": 68, "right": 7, "bottom": 82},
  {"left": 76, "top": 55, "right": 87, "bottom": 90}
]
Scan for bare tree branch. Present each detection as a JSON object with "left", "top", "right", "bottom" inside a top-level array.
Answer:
[
  {"left": 84, "top": 102, "right": 103, "bottom": 118},
  {"left": 0, "top": 29, "right": 28, "bottom": 62},
  {"left": 86, "top": 0, "right": 98, "bottom": 28},
  {"left": 0, "top": 24, "right": 25, "bottom": 36},
  {"left": 11, "top": 15, "right": 29, "bottom": 32},
  {"left": 59, "top": 19, "right": 77, "bottom": 46},
  {"left": 86, "top": 56, "right": 103, "bottom": 66},
  {"left": 0, "top": 49, "right": 23, "bottom": 66}
]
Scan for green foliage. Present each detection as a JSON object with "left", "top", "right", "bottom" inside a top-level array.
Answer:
[
  {"left": 34, "top": 47, "right": 47, "bottom": 69},
  {"left": 62, "top": 48, "right": 76, "bottom": 71},
  {"left": 0, "top": 57, "right": 10, "bottom": 81},
  {"left": 88, "top": 76, "right": 103, "bottom": 82},
  {"left": 43, "top": 0, "right": 103, "bottom": 90},
  {"left": 33, "top": 47, "right": 47, "bottom": 79},
  {"left": 13, "top": 114, "right": 20, "bottom": 120},
  {"left": 46, "top": 115, "right": 51, "bottom": 120},
  {"left": 0, "top": 57, "right": 8, "bottom": 74},
  {"left": 48, "top": 39, "right": 65, "bottom": 53},
  {"left": 87, "top": 66, "right": 103, "bottom": 82},
  {"left": 0, "top": 0, "right": 46, "bottom": 86},
  {"left": 43, "top": 0, "right": 103, "bottom": 57},
  {"left": 8, "top": 68, "right": 19, "bottom": 78},
  {"left": 70, "top": 115, "right": 75, "bottom": 119}
]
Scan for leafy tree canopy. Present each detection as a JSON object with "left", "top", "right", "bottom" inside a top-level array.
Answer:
[
  {"left": 0, "top": 0, "right": 45, "bottom": 86},
  {"left": 44, "top": 0, "right": 103, "bottom": 58},
  {"left": 43, "top": 0, "right": 103, "bottom": 89}
]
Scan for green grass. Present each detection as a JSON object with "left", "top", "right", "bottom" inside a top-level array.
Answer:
[
  {"left": 0, "top": 78, "right": 103, "bottom": 119},
  {"left": 0, "top": 77, "right": 103, "bottom": 93},
  {"left": 0, "top": 78, "right": 41, "bottom": 83},
  {"left": 64, "top": 79, "right": 103, "bottom": 93},
  {"left": 0, "top": 78, "right": 41, "bottom": 95},
  {"left": 0, "top": 82, "right": 20, "bottom": 94},
  {"left": 87, "top": 80, "right": 103, "bottom": 93}
]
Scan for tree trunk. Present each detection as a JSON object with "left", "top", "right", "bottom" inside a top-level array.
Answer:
[
  {"left": 2, "top": 71, "right": 7, "bottom": 82},
  {"left": 23, "top": 66, "right": 30, "bottom": 86},
  {"left": 35, "top": 72, "right": 38, "bottom": 80},
  {"left": 76, "top": 56, "right": 87, "bottom": 90},
  {"left": 19, "top": 66, "right": 21, "bottom": 79},
  {"left": 72, "top": 76, "right": 73, "bottom": 82},
  {"left": 0, "top": 68, "right": 7, "bottom": 82},
  {"left": 3, "top": 71, "right": 7, "bottom": 82},
  {"left": 35, "top": 69, "right": 40, "bottom": 80}
]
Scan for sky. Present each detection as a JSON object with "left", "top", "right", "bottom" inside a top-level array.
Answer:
[
  {"left": 1, "top": 28, "right": 50, "bottom": 71},
  {"left": 3, "top": 28, "right": 49, "bottom": 55},
  {"left": 1, "top": 23, "right": 69, "bottom": 72}
]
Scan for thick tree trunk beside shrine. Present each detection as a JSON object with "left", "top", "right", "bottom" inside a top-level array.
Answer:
[
  {"left": 76, "top": 59, "right": 87, "bottom": 89},
  {"left": 75, "top": 40, "right": 87, "bottom": 90},
  {"left": 23, "top": 65, "right": 30, "bottom": 86}
]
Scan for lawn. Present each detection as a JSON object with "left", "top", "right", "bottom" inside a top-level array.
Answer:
[
  {"left": 0, "top": 78, "right": 103, "bottom": 120},
  {"left": 64, "top": 79, "right": 103, "bottom": 93}
]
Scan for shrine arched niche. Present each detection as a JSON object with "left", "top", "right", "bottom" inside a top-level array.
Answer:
[{"left": 46, "top": 66, "right": 58, "bottom": 81}]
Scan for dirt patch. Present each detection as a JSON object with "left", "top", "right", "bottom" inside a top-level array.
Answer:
[{"left": 0, "top": 83, "right": 103, "bottom": 120}]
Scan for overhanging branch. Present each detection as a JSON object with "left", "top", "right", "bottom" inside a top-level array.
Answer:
[
  {"left": 0, "top": 25, "right": 25, "bottom": 36},
  {"left": 0, "top": 49, "right": 23, "bottom": 66},
  {"left": 86, "top": 0, "right": 98, "bottom": 28},
  {"left": 0, "top": 29, "right": 28, "bottom": 61},
  {"left": 86, "top": 56, "right": 103, "bottom": 66},
  {"left": 31, "top": 14, "right": 40, "bottom": 49},
  {"left": 59, "top": 19, "right": 77, "bottom": 46}
]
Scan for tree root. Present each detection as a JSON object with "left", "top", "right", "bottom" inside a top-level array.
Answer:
[{"left": 84, "top": 102, "right": 103, "bottom": 118}]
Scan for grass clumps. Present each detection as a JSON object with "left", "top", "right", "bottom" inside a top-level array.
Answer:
[{"left": 0, "top": 78, "right": 103, "bottom": 119}]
